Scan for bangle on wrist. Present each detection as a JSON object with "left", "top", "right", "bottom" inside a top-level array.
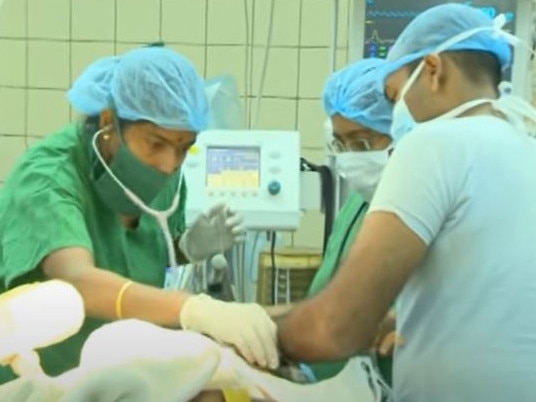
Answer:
[{"left": 115, "top": 280, "right": 133, "bottom": 319}]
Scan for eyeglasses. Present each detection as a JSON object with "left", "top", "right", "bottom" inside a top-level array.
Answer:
[{"left": 329, "top": 137, "right": 372, "bottom": 153}]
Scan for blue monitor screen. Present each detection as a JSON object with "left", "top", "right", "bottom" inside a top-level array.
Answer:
[{"left": 206, "top": 146, "right": 261, "bottom": 189}]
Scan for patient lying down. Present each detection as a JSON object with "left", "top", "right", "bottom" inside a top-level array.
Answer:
[{"left": 0, "top": 320, "right": 388, "bottom": 402}]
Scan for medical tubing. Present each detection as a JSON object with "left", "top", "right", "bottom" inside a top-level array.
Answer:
[{"left": 247, "top": 231, "right": 262, "bottom": 282}]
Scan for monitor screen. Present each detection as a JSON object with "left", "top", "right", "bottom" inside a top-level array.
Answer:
[
  {"left": 206, "top": 146, "right": 261, "bottom": 188},
  {"left": 363, "top": 0, "right": 517, "bottom": 80}
]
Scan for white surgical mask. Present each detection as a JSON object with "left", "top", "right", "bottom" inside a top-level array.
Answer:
[
  {"left": 335, "top": 148, "right": 391, "bottom": 203},
  {"left": 391, "top": 66, "right": 497, "bottom": 142},
  {"left": 390, "top": 62, "right": 424, "bottom": 142},
  {"left": 389, "top": 14, "right": 533, "bottom": 142}
]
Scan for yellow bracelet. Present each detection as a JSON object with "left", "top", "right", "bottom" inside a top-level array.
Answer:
[
  {"left": 221, "top": 388, "right": 251, "bottom": 402},
  {"left": 115, "top": 280, "right": 133, "bottom": 320}
]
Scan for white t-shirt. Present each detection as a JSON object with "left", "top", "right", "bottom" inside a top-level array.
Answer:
[{"left": 369, "top": 115, "right": 536, "bottom": 402}]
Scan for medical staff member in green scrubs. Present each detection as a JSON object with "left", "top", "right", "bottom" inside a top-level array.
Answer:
[
  {"left": 306, "top": 57, "right": 395, "bottom": 383},
  {"left": 0, "top": 46, "right": 279, "bottom": 384}
]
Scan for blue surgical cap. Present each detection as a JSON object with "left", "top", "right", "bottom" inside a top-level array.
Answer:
[
  {"left": 323, "top": 58, "right": 393, "bottom": 135},
  {"left": 67, "top": 47, "right": 209, "bottom": 132},
  {"left": 377, "top": 3, "right": 512, "bottom": 89}
]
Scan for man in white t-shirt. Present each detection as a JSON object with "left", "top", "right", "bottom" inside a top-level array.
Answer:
[{"left": 275, "top": 4, "right": 536, "bottom": 402}]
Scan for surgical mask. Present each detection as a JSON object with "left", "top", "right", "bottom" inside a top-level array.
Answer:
[
  {"left": 390, "top": 14, "right": 530, "bottom": 142},
  {"left": 390, "top": 63, "right": 423, "bottom": 142},
  {"left": 391, "top": 62, "right": 495, "bottom": 142},
  {"left": 91, "top": 126, "right": 183, "bottom": 270},
  {"left": 335, "top": 148, "right": 391, "bottom": 203},
  {"left": 90, "top": 131, "right": 173, "bottom": 217}
]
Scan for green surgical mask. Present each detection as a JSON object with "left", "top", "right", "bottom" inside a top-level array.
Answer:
[{"left": 90, "top": 127, "right": 174, "bottom": 216}]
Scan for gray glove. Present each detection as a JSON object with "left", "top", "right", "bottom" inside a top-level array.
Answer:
[{"left": 179, "top": 203, "right": 245, "bottom": 262}]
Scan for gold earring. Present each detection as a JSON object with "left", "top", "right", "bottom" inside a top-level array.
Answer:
[{"left": 103, "top": 133, "right": 111, "bottom": 141}]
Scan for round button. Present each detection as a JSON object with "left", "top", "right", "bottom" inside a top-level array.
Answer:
[{"left": 267, "top": 180, "right": 281, "bottom": 196}]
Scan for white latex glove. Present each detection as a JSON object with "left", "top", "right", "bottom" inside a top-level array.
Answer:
[
  {"left": 179, "top": 203, "right": 245, "bottom": 262},
  {"left": 180, "top": 294, "right": 279, "bottom": 370}
]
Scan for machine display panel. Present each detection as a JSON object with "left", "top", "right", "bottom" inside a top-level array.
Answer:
[
  {"left": 363, "top": 0, "right": 517, "bottom": 80},
  {"left": 206, "top": 146, "right": 261, "bottom": 188}
]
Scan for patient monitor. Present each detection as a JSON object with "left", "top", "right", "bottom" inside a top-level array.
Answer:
[{"left": 183, "top": 130, "right": 301, "bottom": 231}]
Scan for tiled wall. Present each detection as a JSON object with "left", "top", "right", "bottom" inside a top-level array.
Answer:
[
  {"left": 0, "top": 0, "right": 353, "bottom": 248},
  {"left": 1, "top": 0, "right": 536, "bottom": 248}
]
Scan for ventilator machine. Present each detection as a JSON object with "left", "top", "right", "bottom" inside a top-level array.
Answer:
[{"left": 184, "top": 130, "right": 301, "bottom": 231}]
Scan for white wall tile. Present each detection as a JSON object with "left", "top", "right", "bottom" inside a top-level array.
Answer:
[
  {"left": 251, "top": 48, "right": 299, "bottom": 98},
  {"left": 71, "top": 42, "right": 116, "bottom": 80},
  {"left": 28, "top": 41, "right": 70, "bottom": 88},
  {"left": 0, "top": 0, "right": 25, "bottom": 38},
  {"left": 72, "top": 0, "right": 115, "bottom": 41},
  {"left": 115, "top": 43, "right": 147, "bottom": 55},
  {"left": 336, "top": 48, "right": 349, "bottom": 71},
  {"left": 293, "top": 210, "right": 324, "bottom": 249},
  {"left": 253, "top": 0, "right": 301, "bottom": 47},
  {"left": 301, "top": 0, "right": 331, "bottom": 47},
  {"left": 299, "top": 48, "right": 330, "bottom": 98},
  {"left": 301, "top": 147, "right": 327, "bottom": 165},
  {"left": 26, "top": 136, "right": 45, "bottom": 147},
  {"left": 250, "top": 98, "right": 297, "bottom": 130},
  {"left": 162, "top": 0, "right": 206, "bottom": 44},
  {"left": 207, "top": 0, "right": 247, "bottom": 44},
  {"left": 0, "top": 136, "right": 26, "bottom": 181},
  {"left": 298, "top": 99, "right": 325, "bottom": 149},
  {"left": 27, "top": 90, "right": 70, "bottom": 136},
  {"left": 0, "top": 40, "right": 26, "bottom": 87},
  {"left": 28, "top": 0, "right": 70, "bottom": 40},
  {"left": 206, "top": 46, "right": 247, "bottom": 95},
  {"left": 168, "top": 44, "right": 206, "bottom": 77},
  {"left": 0, "top": 88, "right": 25, "bottom": 135},
  {"left": 341, "top": 0, "right": 352, "bottom": 49},
  {"left": 116, "top": 0, "right": 160, "bottom": 43}
]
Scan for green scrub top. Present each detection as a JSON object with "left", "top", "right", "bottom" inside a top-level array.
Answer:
[
  {"left": 305, "top": 193, "right": 393, "bottom": 385},
  {"left": 306, "top": 192, "right": 368, "bottom": 381},
  {"left": 0, "top": 124, "right": 187, "bottom": 384}
]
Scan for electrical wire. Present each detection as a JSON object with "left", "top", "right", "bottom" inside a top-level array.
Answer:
[
  {"left": 243, "top": 0, "right": 251, "bottom": 124},
  {"left": 329, "top": 0, "right": 340, "bottom": 73},
  {"left": 270, "top": 230, "right": 277, "bottom": 305},
  {"left": 253, "top": 0, "right": 276, "bottom": 129},
  {"left": 300, "top": 157, "right": 335, "bottom": 256}
]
